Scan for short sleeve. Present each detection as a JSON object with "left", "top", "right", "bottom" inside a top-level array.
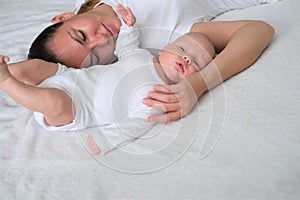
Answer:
[{"left": 56, "top": 63, "right": 70, "bottom": 75}]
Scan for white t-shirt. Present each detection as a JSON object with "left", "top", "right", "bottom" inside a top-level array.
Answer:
[{"left": 34, "top": 23, "right": 164, "bottom": 154}]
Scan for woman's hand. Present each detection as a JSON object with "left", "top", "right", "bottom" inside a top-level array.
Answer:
[
  {"left": 144, "top": 20, "right": 274, "bottom": 123},
  {"left": 143, "top": 78, "right": 199, "bottom": 123}
]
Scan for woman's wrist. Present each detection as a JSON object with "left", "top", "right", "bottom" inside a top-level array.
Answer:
[{"left": 187, "top": 71, "right": 208, "bottom": 99}]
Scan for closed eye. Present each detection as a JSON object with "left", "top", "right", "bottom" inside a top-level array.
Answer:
[
  {"left": 68, "top": 31, "right": 82, "bottom": 45},
  {"left": 78, "top": 30, "right": 87, "bottom": 42},
  {"left": 177, "top": 45, "right": 184, "bottom": 51},
  {"left": 68, "top": 29, "right": 87, "bottom": 45},
  {"left": 193, "top": 60, "right": 202, "bottom": 71}
]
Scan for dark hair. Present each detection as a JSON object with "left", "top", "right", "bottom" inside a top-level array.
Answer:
[{"left": 27, "top": 22, "right": 64, "bottom": 64}]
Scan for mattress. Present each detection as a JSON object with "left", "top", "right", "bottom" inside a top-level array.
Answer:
[{"left": 0, "top": 0, "right": 299, "bottom": 199}]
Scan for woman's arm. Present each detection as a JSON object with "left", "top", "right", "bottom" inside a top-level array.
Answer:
[
  {"left": 8, "top": 59, "right": 58, "bottom": 86},
  {"left": 191, "top": 20, "right": 275, "bottom": 84},
  {"left": 0, "top": 58, "right": 73, "bottom": 126},
  {"left": 1, "top": 77, "right": 74, "bottom": 126},
  {"left": 144, "top": 20, "right": 275, "bottom": 122}
]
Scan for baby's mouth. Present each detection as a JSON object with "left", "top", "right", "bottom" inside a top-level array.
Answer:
[{"left": 176, "top": 62, "right": 184, "bottom": 73}]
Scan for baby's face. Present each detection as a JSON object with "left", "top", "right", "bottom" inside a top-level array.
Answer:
[{"left": 158, "top": 33, "right": 214, "bottom": 83}]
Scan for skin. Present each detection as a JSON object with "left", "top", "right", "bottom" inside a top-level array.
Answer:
[
  {"left": 157, "top": 32, "right": 215, "bottom": 84},
  {"left": 0, "top": 5, "right": 218, "bottom": 156},
  {"left": 8, "top": 59, "right": 58, "bottom": 86},
  {"left": 0, "top": 56, "right": 74, "bottom": 126},
  {"left": 0, "top": 5, "right": 134, "bottom": 129},
  {"left": 7, "top": 3, "right": 275, "bottom": 124},
  {"left": 50, "top": 4, "right": 122, "bottom": 68},
  {"left": 87, "top": 7, "right": 217, "bottom": 155},
  {"left": 0, "top": 5, "right": 142, "bottom": 156},
  {"left": 86, "top": 31, "right": 217, "bottom": 155},
  {"left": 48, "top": 4, "right": 275, "bottom": 123},
  {"left": 144, "top": 20, "right": 274, "bottom": 122}
]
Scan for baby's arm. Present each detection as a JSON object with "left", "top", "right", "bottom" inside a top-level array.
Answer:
[
  {"left": 8, "top": 58, "right": 58, "bottom": 86},
  {"left": 114, "top": 4, "right": 141, "bottom": 59},
  {"left": 0, "top": 56, "right": 73, "bottom": 126}
]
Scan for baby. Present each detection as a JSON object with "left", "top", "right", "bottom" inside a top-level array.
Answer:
[{"left": 0, "top": 4, "right": 215, "bottom": 155}]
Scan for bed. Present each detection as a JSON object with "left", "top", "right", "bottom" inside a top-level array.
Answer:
[{"left": 0, "top": 0, "right": 299, "bottom": 199}]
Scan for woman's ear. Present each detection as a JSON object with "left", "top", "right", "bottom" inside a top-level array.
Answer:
[{"left": 51, "top": 12, "right": 75, "bottom": 23}]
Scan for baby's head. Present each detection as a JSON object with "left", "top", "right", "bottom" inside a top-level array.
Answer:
[{"left": 158, "top": 32, "right": 215, "bottom": 84}]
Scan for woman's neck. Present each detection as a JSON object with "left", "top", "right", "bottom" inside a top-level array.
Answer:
[
  {"left": 93, "top": 3, "right": 117, "bottom": 17},
  {"left": 77, "top": 0, "right": 101, "bottom": 14}
]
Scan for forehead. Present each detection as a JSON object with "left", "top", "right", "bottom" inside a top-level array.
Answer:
[
  {"left": 174, "top": 34, "right": 205, "bottom": 48},
  {"left": 169, "top": 35, "right": 208, "bottom": 60}
]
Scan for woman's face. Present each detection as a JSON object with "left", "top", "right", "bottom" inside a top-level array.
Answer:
[{"left": 49, "top": 8, "right": 121, "bottom": 68}]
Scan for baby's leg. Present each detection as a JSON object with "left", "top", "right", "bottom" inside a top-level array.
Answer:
[
  {"left": 0, "top": 56, "right": 11, "bottom": 86},
  {"left": 87, "top": 135, "right": 102, "bottom": 155}
]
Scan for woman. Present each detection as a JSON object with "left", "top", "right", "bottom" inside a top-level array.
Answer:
[{"left": 24, "top": 0, "right": 275, "bottom": 122}]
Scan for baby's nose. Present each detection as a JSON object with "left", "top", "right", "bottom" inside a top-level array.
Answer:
[{"left": 183, "top": 55, "right": 191, "bottom": 64}]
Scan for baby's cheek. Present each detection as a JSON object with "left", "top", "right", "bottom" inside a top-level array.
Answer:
[{"left": 187, "top": 67, "right": 197, "bottom": 76}]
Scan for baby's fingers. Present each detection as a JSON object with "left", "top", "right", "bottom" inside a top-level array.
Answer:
[
  {"left": 125, "top": 6, "right": 134, "bottom": 17},
  {"left": 116, "top": 4, "right": 127, "bottom": 15},
  {"left": 116, "top": 4, "right": 135, "bottom": 26}
]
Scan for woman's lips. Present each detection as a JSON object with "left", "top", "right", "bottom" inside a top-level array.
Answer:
[{"left": 103, "top": 24, "right": 117, "bottom": 37}]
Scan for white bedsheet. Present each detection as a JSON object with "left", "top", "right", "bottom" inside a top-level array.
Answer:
[{"left": 0, "top": 0, "right": 299, "bottom": 199}]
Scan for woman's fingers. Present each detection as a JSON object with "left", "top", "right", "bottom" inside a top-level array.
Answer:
[
  {"left": 152, "top": 84, "right": 174, "bottom": 94},
  {"left": 147, "top": 91, "right": 178, "bottom": 104},
  {"left": 144, "top": 80, "right": 198, "bottom": 123},
  {"left": 143, "top": 98, "right": 180, "bottom": 113},
  {"left": 147, "top": 111, "right": 181, "bottom": 123},
  {"left": 147, "top": 84, "right": 179, "bottom": 103},
  {"left": 143, "top": 97, "right": 183, "bottom": 123}
]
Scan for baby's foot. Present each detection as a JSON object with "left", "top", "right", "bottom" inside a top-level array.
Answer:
[
  {"left": 87, "top": 135, "right": 102, "bottom": 155},
  {"left": 0, "top": 56, "right": 12, "bottom": 86}
]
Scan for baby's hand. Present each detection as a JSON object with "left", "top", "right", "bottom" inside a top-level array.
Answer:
[
  {"left": 0, "top": 55, "right": 12, "bottom": 86},
  {"left": 116, "top": 4, "right": 136, "bottom": 27}
]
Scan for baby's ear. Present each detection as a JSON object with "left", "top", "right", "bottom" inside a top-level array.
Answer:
[
  {"left": 51, "top": 12, "right": 75, "bottom": 23},
  {"left": 158, "top": 50, "right": 165, "bottom": 56}
]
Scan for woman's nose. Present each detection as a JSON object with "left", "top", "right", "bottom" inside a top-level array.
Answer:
[
  {"left": 89, "top": 33, "right": 108, "bottom": 49},
  {"left": 183, "top": 55, "right": 191, "bottom": 64}
]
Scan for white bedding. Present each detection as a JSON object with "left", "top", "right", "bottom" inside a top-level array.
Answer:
[{"left": 1, "top": 0, "right": 299, "bottom": 199}]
